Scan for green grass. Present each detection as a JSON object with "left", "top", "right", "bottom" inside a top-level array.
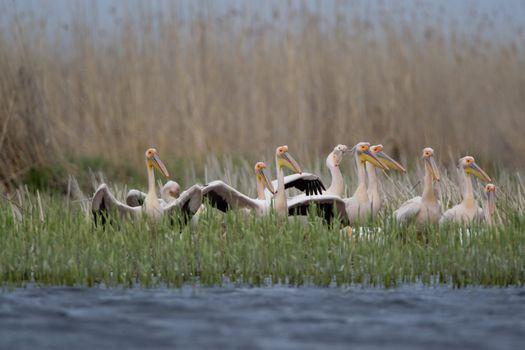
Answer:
[{"left": 1, "top": 190, "right": 523, "bottom": 289}]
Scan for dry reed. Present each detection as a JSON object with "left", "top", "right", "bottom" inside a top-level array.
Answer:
[{"left": 1, "top": 1, "right": 524, "bottom": 188}]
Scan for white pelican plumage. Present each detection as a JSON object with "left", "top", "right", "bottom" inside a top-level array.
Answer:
[
  {"left": 366, "top": 144, "right": 406, "bottom": 216},
  {"left": 394, "top": 147, "right": 441, "bottom": 226},
  {"left": 264, "top": 144, "right": 346, "bottom": 200},
  {"left": 92, "top": 148, "right": 201, "bottom": 224},
  {"left": 202, "top": 149, "right": 349, "bottom": 224},
  {"left": 126, "top": 180, "right": 181, "bottom": 207},
  {"left": 343, "top": 142, "right": 388, "bottom": 223},
  {"left": 199, "top": 162, "right": 276, "bottom": 217},
  {"left": 440, "top": 156, "right": 491, "bottom": 226},
  {"left": 323, "top": 144, "right": 348, "bottom": 196},
  {"left": 478, "top": 183, "right": 497, "bottom": 225}
]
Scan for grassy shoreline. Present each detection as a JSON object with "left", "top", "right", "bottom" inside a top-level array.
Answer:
[{"left": 1, "top": 189, "right": 523, "bottom": 289}]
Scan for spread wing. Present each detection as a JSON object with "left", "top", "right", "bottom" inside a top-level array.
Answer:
[
  {"left": 163, "top": 184, "right": 203, "bottom": 216},
  {"left": 268, "top": 173, "right": 326, "bottom": 198},
  {"left": 201, "top": 181, "right": 261, "bottom": 212},
  {"left": 287, "top": 195, "right": 348, "bottom": 224},
  {"left": 439, "top": 205, "right": 461, "bottom": 225},
  {"left": 126, "top": 189, "right": 147, "bottom": 207},
  {"left": 92, "top": 184, "right": 141, "bottom": 225},
  {"left": 394, "top": 196, "right": 422, "bottom": 225}
]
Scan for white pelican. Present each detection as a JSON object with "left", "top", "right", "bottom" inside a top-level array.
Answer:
[
  {"left": 200, "top": 147, "right": 349, "bottom": 224},
  {"left": 92, "top": 148, "right": 201, "bottom": 224},
  {"left": 263, "top": 144, "right": 346, "bottom": 200},
  {"left": 440, "top": 156, "right": 491, "bottom": 226},
  {"left": 478, "top": 183, "right": 497, "bottom": 225},
  {"left": 201, "top": 147, "right": 304, "bottom": 218},
  {"left": 394, "top": 147, "right": 441, "bottom": 226},
  {"left": 126, "top": 180, "right": 181, "bottom": 207},
  {"left": 322, "top": 144, "right": 348, "bottom": 196},
  {"left": 199, "top": 162, "right": 276, "bottom": 217},
  {"left": 366, "top": 144, "right": 406, "bottom": 216},
  {"left": 343, "top": 142, "right": 388, "bottom": 223}
]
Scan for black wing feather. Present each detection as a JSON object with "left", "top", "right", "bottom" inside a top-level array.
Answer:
[
  {"left": 284, "top": 174, "right": 326, "bottom": 196},
  {"left": 203, "top": 190, "right": 230, "bottom": 212}
]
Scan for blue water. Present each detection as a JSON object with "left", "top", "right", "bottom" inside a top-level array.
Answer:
[{"left": 1, "top": 285, "right": 524, "bottom": 349}]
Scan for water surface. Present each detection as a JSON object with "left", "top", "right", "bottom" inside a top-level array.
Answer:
[{"left": 1, "top": 285, "right": 524, "bottom": 349}]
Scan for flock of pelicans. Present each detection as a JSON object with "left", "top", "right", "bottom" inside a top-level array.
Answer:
[{"left": 91, "top": 142, "right": 497, "bottom": 231}]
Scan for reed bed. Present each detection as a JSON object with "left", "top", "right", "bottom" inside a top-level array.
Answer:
[
  {"left": 1, "top": 1, "right": 525, "bottom": 189},
  {"left": 0, "top": 159, "right": 523, "bottom": 288}
]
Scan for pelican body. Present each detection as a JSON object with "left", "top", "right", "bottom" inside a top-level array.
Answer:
[
  {"left": 343, "top": 142, "right": 388, "bottom": 223},
  {"left": 323, "top": 144, "right": 348, "bottom": 196},
  {"left": 440, "top": 156, "right": 491, "bottom": 226},
  {"left": 477, "top": 183, "right": 497, "bottom": 225},
  {"left": 199, "top": 162, "right": 276, "bottom": 217},
  {"left": 366, "top": 144, "right": 406, "bottom": 216},
  {"left": 394, "top": 147, "right": 441, "bottom": 226},
  {"left": 200, "top": 147, "right": 349, "bottom": 225},
  {"left": 92, "top": 148, "right": 201, "bottom": 224},
  {"left": 126, "top": 180, "right": 181, "bottom": 207},
  {"left": 263, "top": 144, "right": 345, "bottom": 201}
]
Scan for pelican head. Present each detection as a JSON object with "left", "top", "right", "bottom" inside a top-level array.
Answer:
[
  {"left": 485, "top": 183, "right": 496, "bottom": 215},
  {"left": 145, "top": 148, "right": 169, "bottom": 178},
  {"left": 351, "top": 142, "right": 387, "bottom": 169},
  {"left": 422, "top": 147, "right": 440, "bottom": 181},
  {"left": 162, "top": 180, "right": 181, "bottom": 202},
  {"left": 328, "top": 144, "right": 348, "bottom": 167},
  {"left": 370, "top": 144, "right": 406, "bottom": 172},
  {"left": 460, "top": 156, "right": 491, "bottom": 182},
  {"left": 276, "top": 145, "right": 302, "bottom": 174},
  {"left": 255, "top": 162, "right": 276, "bottom": 194}
]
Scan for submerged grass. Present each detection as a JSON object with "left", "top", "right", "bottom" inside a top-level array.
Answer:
[{"left": 1, "top": 188, "right": 523, "bottom": 288}]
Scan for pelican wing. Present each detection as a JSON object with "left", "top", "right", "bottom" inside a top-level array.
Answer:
[
  {"left": 288, "top": 195, "right": 348, "bottom": 224},
  {"left": 394, "top": 196, "right": 422, "bottom": 224},
  {"left": 201, "top": 180, "right": 261, "bottom": 212},
  {"left": 163, "top": 184, "right": 203, "bottom": 215},
  {"left": 92, "top": 184, "right": 141, "bottom": 224},
  {"left": 476, "top": 207, "right": 485, "bottom": 224},
  {"left": 270, "top": 173, "right": 326, "bottom": 196},
  {"left": 126, "top": 189, "right": 147, "bottom": 207},
  {"left": 439, "top": 205, "right": 465, "bottom": 225}
]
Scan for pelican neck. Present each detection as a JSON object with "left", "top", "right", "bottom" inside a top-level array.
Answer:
[{"left": 326, "top": 153, "right": 344, "bottom": 196}]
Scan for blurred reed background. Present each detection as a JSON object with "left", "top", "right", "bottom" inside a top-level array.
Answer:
[{"left": 0, "top": 0, "right": 524, "bottom": 191}]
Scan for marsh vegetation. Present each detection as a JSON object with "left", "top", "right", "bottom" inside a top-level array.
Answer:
[{"left": 0, "top": 2, "right": 524, "bottom": 288}]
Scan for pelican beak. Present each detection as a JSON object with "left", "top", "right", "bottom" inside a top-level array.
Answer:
[
  {"left": 424, "top": 156, "right": 440, "bottom": 181},
  {"left": 466, "top": 162, "right": 491, "bottom": 182},
  {"left": 279, "top": 151, "right": 302, "bottom": 174},
  {"left": 487, "top": 190, "right": 496, "bottom": 215},
  {"left": 258, "top": 167, "right": 276, "bottom": 194},
  {"left": 360, "top": 149, "right": 388, "bottom": 170},
  {"left": 151, "top": 154, "right": 170, "bottom": 178},
  {"left": 375, "top": 151, "right": 406, "bottom": 172}
]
